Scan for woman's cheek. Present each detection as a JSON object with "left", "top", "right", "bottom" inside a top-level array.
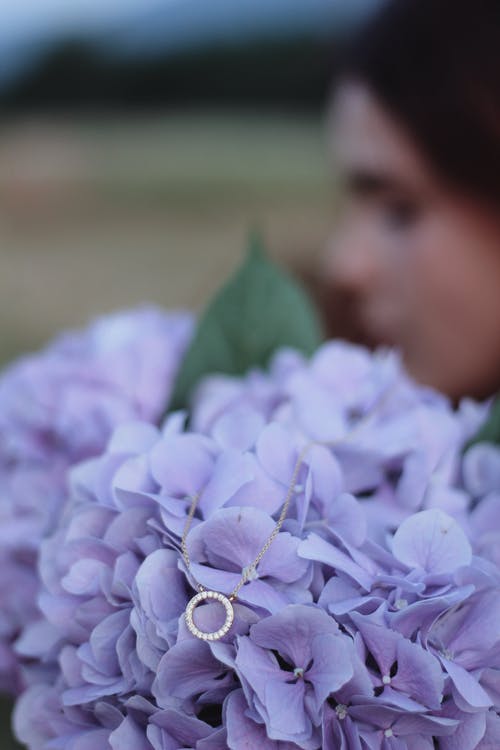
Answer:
[{"left": 398, "top": 213, "right": 500, "bottom": 397}]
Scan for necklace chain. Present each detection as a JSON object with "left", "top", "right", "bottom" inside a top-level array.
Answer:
[{"left": 181, "top": 382, "right": 396, "bottom": 602}]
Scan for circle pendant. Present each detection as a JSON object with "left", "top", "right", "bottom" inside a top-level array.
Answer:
[{"left": 185, "top": 590, "right": 234, "bottom": 641}]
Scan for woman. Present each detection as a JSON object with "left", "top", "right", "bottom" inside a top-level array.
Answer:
[{"left": 324, "top": 0, "right": 500, "bottom": 401}]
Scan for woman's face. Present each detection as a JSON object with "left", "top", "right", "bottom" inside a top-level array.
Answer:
[{"left": 325, "top": 82, "right": 500, "bottom": 399}]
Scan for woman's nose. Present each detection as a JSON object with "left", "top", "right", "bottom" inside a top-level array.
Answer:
[{"left": 323, "top": 224, "right": 378, "bottom": 297}]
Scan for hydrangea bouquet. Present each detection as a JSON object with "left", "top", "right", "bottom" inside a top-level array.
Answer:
[{"left": 1, "top": 239, "right": 500, "bottom": 750}]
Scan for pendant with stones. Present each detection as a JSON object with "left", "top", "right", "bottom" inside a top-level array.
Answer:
[{"left": 185, "top": 590, "right": 234, "bottom": 641}]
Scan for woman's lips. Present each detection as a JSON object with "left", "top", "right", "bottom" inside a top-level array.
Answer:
[{"left": 317, "top": 277, "right": 403, "bottom": 349}]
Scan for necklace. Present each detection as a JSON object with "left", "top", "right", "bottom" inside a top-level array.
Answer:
[
  {"left": 182, "top": 383, "right": 395, "bottom": 641},
  {"left": 182, "top": 438, "right": 309, "bottom": 641}
]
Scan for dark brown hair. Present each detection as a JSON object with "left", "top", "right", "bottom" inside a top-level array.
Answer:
[{"left": 339, "top": 0, "right": 500, "bottom": 206}]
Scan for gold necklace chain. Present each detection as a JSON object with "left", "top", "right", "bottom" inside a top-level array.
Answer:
[
  {"left": 181, "top": 438, "right": 310, "bottom": 602},
  {"left": 182, "top": 381, "right": 397, "bottom": 640}
]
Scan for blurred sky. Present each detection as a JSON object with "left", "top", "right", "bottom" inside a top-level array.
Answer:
[{"left": 1, "top": 0, "right": 376, "bottom": 38}]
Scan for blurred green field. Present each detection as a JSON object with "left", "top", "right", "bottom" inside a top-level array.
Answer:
[
  {"left": 0, "top": 110, "right": 335, "bottom": 746},
  {"left": 0, "top": 110, "right": 334, "bottom": 365}
]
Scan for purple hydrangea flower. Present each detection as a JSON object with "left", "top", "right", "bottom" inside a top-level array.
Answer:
[
  {"left": 462, "top": 442, "right": 500, "bottom": 570},
  {"left": 302, "top": 508, "right": 500, "bottom": 748},
  {"left": 9, "top": 338, "right": 500, "bottom": 749},
  {"left": 0, "top": 307, "right": 193, "bottom": 691},
  {"left": 234, "top": 604, "right": 355, "bottom": 748},
  {"left": 191, "top": 341, "right": 485, "bottom": 541}
]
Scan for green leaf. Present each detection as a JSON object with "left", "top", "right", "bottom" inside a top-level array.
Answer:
[
  {"left": 0, "top": 696, "right": 22, "bottom": 749},
  {"left": 167, "top": 231, "right": 323, "bottom": 413},
  {"left": 467, "top": 395, "right": 500, "bottom": 448}
]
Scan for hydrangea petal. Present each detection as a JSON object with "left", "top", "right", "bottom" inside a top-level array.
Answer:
[{"left": 392, "top": 509, "right": 472, "bottom": 574}]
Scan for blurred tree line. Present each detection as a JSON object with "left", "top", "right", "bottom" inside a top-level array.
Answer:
[{"left": 0, "top": 35, "right": 337, "bottom": 111}]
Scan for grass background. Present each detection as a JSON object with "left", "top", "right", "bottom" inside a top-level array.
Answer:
[{"left": 0, "top": 111, "right": 334, "bottom": 363}]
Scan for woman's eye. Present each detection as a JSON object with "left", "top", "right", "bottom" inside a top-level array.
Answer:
[{"left": 383, "top": 197, "right": 420, "bottom": 229}]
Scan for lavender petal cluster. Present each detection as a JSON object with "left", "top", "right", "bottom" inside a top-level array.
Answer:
[
  {"left": 12, "top": 340, "right": 500, "bottom": 749},
  {"left": 0, "top": 307, "right": 193, "bottom": 692}
]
